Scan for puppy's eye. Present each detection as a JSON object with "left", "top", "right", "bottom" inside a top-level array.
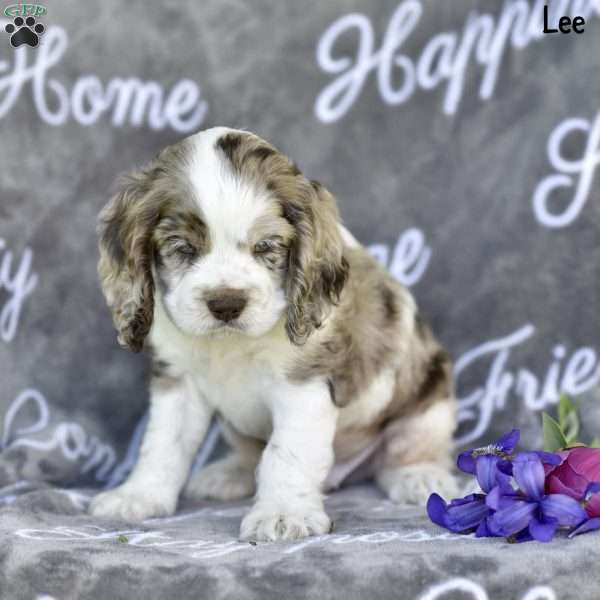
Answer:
[
  {"left": 254, "top": 240, "right": 275, "bottom": 254},
  {"left": 171, "top": 240, "right": 196, "bottom": 257},
  {"left": 177, "top": 243, "right": 196, "bottom": 256}
]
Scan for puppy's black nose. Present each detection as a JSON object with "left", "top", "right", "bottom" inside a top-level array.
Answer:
[{"left": 206, "top": 290, "right": 247, "bottom": 322}]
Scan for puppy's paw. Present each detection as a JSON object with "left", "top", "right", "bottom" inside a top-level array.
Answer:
[
  {"left": 184, "top": 457, "right": 256, "bottom": 501},
  {"left": 90, "top": 485, "right": 176, "bottom": 522},
  {"left": 379, "top": 463, "right": 458, "bottom": 505},
  {"left": 240, "top": 502, "right": 331, "bottom": 542}
]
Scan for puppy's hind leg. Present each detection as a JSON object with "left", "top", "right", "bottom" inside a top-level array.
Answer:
[
  {"left": 375, "top": 399, "right": 458, "bottom": 505},
  {"left": 183, "top": 421, "right": 264, "bottom": 501}
]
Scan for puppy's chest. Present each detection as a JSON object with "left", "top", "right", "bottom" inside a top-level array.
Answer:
[{"left": 185, "top": 343, "right": 287, "bottom": 439}]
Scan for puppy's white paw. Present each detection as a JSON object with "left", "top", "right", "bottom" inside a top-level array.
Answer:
[
  {"left": 184, "top": 457, "right": 256, "bottom": 501},
  {"left": 379, "top": 463, "right": 458, "bottom": 505},
  {"left": 240, "top": 502, "right": 331, "bottom": 542},
  {"left": 90, "top": 485, "right": 176, "bottom": 522}
]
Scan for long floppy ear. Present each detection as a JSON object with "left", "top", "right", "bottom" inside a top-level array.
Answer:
[
  {"left": 97, "top": 172, "right": 161, "bottom": 353},
  {"left": 284, "top": 180, "right": 349, "bottom": 344}
]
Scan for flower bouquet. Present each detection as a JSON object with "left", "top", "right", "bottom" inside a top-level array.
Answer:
[{"left": 428, "top": 395, "right": 600, "bottom": 542}]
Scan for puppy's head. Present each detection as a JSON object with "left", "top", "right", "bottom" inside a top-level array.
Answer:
[{"left": 98, "top": 127, "right": 348, "bottom": 351}]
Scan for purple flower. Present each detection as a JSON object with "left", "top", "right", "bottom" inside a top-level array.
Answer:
[
  {"left": 457, "top": 429, "right": 520, "bottom": 477},
  {"left": 428, "top": 429, "right": 593, "bottom": 543},
  {"left": 427, "top": 493, "right": 491, "bottom": 535},
  {"left": 486, "top": 453, "right": 587, "bottom": 542},
  {"left": 427, "top": 430, "right": 521, "bottom": 535}
]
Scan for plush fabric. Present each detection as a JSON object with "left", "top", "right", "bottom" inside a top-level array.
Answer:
[{"left": 0, "top": 483, "right": 595, "bottom": 600}]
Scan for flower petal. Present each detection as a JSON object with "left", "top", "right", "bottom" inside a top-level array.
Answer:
[
  {"left": 565, "top": 447, "right": 600, "bottom": 481},
  {"left": 584, "top": 482, "right": 600, "bottom": 499},
  {"left": 486, "top": 486, "right": 501, "bottom": 510},
  {"left": 496, "top": 428, "right": 520, "bottom": 454},
  {"left": 486, "top": 486, "right": 518, "bottom": 511},
  {"left": 457, "top": 450, "right": 476, "bottom": 474},
  {"left": 475, "top": 518, "right": 498, "bottom": 538},
  {"left": 540, "top": 494, "right": 587, "bottom": 527},
  {"left": 544, "top": 451, "right": 567, "bottom": 477},
  {"left": 513, "top": 453, "right": 545, "bottom": 500},
  {"left": 568, "top": 517, "right": 600, "bottom": 538},
  {"left": 586, "top": 494, "right": 600, "bottom": 519},
  {"left": 496, "top": 469, "right": 516, "bottom": 494},
  {"left": 535, "top": 451, "right": 562, "bottom": 466},
  {"left": 497, "top": 459, "right": 513, "bottom": 476},
  {"left": 528, "top": 517, "right": 557, "bottom": 542},
  {"left": 448, "top": 493, "right": 485, "bottom": 506},
  {"left": 427, "top": 493, "right": 447, "bottom": 528},
  {"left": 428, "top": 493, "right": 489, "bottom": 532},
  {"left": 476, "top": 455, "right": 500, "bottom": 493},
  {"left": 513, "top": 529, "right": 534, "bottom": 543},
  {"left": 546, "top": 463, "right": 588, "bottom": 499},
  {"left": 487, "top": 501, "right": 536, "bottom": 537},
  {"left": 445, "top": 497, "right": 490, "bottom": 532},
  {"left": 584, "top": 482, "right": 600, "bottom": 518}
]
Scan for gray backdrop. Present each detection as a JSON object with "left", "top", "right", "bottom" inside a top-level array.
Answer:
[{"left": 1, "top": 0, "right": 600, "bottom": 489}]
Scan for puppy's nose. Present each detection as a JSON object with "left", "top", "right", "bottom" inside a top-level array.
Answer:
[{"left": 205, "top": 289, "right": 248, "bottom": 322}]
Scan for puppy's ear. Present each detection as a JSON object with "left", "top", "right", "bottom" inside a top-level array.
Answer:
[
  {"left": 97, "top": 172, "right": 160, "bottom": 352},
  {"left": 284, "top": 180, "right": 348, "bottom": 345}
]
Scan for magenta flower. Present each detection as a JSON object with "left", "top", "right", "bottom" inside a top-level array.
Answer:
[
  {"left": 545, "top": 447, "right": 600, "bottom": 516},
  {"left": 543, "top": 447, "right": 600, "bottom": 536}
]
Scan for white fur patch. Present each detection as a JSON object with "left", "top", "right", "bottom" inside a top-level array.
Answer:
[{"left": 158, "top": 127, "right": 289, "bottom": 340}]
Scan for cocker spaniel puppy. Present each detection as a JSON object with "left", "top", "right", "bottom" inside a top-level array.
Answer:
[{"left": 91, "top": 127, "right": 457, "bottom": 541}]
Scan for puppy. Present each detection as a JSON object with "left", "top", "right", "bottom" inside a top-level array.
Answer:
[{"left": 91, "top": 127, "right": 457, "bottom": 541}]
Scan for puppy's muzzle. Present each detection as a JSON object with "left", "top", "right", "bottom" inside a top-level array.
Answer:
[{"left": 205, "top": 289, "right": 248, "bottom": 322}]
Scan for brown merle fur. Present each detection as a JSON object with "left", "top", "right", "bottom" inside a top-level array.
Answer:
[
  {"left": 288, "top": 247, "right": 451, "bottom": 417},
  {"left": 97, "top": 140, "right": 194, "bottom": 352},
  {"left": 216, "top": 132, "right": 349, "bottom": 345}
]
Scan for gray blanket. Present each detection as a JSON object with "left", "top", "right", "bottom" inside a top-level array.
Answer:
[{"left": 0, "top": 483, "right": 596, "bottom": 600}]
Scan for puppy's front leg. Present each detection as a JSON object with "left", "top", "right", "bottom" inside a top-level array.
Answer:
[
  {"left": 240, "top": 380, "right": 337, "bottom": 542},
  {"left": 91, "top": 376, "right": 212, "bottom": 521}
]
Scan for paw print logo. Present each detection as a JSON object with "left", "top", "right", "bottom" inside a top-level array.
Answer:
[{"left": 5, "top": 16, "right": 45, "bottom": 47}]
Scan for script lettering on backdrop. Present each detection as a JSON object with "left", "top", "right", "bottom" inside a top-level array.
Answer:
[
  {"left": 454, "top": 324, "right": 600, "bottom": 445},
  {"left": 368, "top": 227, "right": 431, "bottom": 287},
  {"left": 533, "top": 110, "right": 600, "bottom": 228},
  {"left": 314, "top": 0, "right": 600, "bottom": 123},
  {"left": 0, "top": 21, "right": 208, "bottom": 132},
  {"left": 0, "top": 238, "right": 38, "bottom": 343},
  {"left": 2, "top": 388, "right": 117, "bottom": 482}
]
